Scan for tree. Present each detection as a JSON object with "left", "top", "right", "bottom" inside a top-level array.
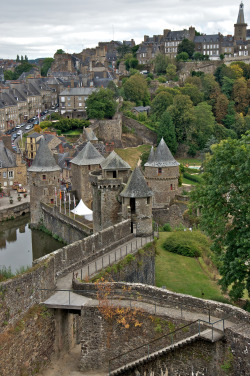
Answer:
[
  {"left": 215, "top": 94, "right": 229, "bottom": 124},
  {"left": 180, "top": 84, "right": 204, "bottom": 106},
  {"left": 223, "top": 101, "right": 236, "bottom": 129},
  {"left": 157, "top": 111, "right": 178, "bottom": 154},
  {"left": 151, "top": 91, "right": 173, "bottom": 120},
  {"left": 193, "top": 102, "right": 216, "bottom": 149},
  {"left": 177, "top": 38, "right": 195, "bottom": 58},
  {"left": 193, "top": 52, "right": 204, "bottom": 61},
  {"left": 123, "top": 73, "right": 150, "bottom": 106},
  {"left": 117, "top": 44, "right": 131, "bottom": 58},
  {"left": 55, "top": 49, "right": 65, "bottom": 55},
  {"left": 4, "top": 70, "right": 14, "bottom": 80},
  {"left": 168, "top": 94, "right": 195, "bottom": 143},
  {"left": 190, "top": 135, "right": 250, "bottom": 300},
  {"left": 41, "top": 58, "right": 54, "bottom": 77},
  {"left": 154, "top": 53, "right": 170, "bottom": 74},
  {"left": 16, "top": 55, "right": 20, "bottom": 62},
  {"left": 232, "top": 77, "right": 249, "bottom": 113},
  {"left": 166, "top": 63, "right": 177, "bottom": 81},
  {"left": 176, "top": 52, "right": 189, "bottom": 62},
  {"left": 221, "top": 76, "right": 235, "bottom": 99},
  {"left": 24, "top": 55, "right": 28, "bottom": 62},
  {"left": 86, "top": 88, "right": 117, "bottom": 119}
]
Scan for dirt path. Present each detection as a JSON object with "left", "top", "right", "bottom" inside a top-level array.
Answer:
[{"left": 38, "top": 344, "right": 106, "bottom": 376}]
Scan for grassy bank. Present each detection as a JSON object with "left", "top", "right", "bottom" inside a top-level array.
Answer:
[
  {"left": 115, "top": 145, "right": 151, "bottom": 169},
  {"left": 155, "top": 232, "right": 229, "bottom": 303}
]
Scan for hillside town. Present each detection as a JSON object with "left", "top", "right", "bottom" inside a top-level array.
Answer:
[{"left": 0, "top": 2, "right": 249, "bottom": 376}]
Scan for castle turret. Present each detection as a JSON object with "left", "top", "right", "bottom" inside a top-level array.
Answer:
[
  {"left": 90, "top": 151, "right": 131, "bottom": 233},
  {"left": 144, "top": 138, "right": 179, "bottom": 207},
  {"left": 120, "top": 167, "right": 153, "bottom": 237},
  {"left": 28, "top": 137, "right": 61, "bottom": 224},
  {"left": 234, "top": 2, "right": 248, "bottom": 41},
  {"left": 70, "top": 141, "right": 105, "bottom": 208}
]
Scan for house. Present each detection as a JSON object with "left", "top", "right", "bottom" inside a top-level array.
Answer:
[
  {"left": 59, "top": 87, "right": 97, "bottom": 118},
  {"left": 0, "top": 140, "right": 27, "bottom": 188}
]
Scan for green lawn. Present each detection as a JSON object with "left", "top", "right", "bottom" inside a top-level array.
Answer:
[
  {"left": 115, "top": 145, "right": 151, "bottom": 169},
  {"left": 176, "top": 157, "right": 202, "bottom": 166},
  {"left": 155, "top": 232, "right": 229, "bottom": 303}
]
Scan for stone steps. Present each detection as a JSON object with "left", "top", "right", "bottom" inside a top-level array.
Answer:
[{"left": 109, "top": 329, "right": 224, "bottom": 375}]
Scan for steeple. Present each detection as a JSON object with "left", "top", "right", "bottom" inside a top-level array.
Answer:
[
  {"left": 28, "top": 136, "right": 60, "bottom": 172},
  {"left": 234, "top": 2, "right": 247, "bottom": 41}
]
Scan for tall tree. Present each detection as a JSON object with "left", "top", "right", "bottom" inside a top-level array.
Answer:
[
  {"left": 151, "top": 91, "right": 173, "bottom": 120},
  {"left": 86, "top": 88, "right": 117, "bottom": 119},
  {"left": 232, "top": 77, "right": 249, "bottom": 113},
  {"left": 177, "top": 38, "right": 195, "bottom": 58},
  {"left": 154, "top": 53, "right": 170, "bottom": 74},
  {"left": 16, "top": 54, "right": 20, "bottom": 62},
  {"left": 180, "top": 84, "right": 204, "bottom": 106},
  {"left": 123, "top": 73, "right": 150, "bottom": 106},
  {"left": 215, "top": 93, "right": 229, "bottom": 124},
  {"left": 193, "top": 102, "right": 216, "bottom": 149},
  {"left": 157, "top": 111, "right": 178, "bottom": 154},
  {"left": 190, "top": 135, "right": 250, "bottom": 300},
  {"left": 168, "top": 94, "right": 195, "bottom": 143},
  {"left": 166, "top": 63, "right": 177, "bottom": 81}
]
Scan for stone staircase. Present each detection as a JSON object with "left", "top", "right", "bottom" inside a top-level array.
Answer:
[{"left": 109, "top": 329, "right": 224, "bottom": 376}]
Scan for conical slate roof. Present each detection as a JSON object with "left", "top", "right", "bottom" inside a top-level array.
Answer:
[
  {"left": 237, "top": 2, "right": 246, "bottom": 24},
  {"left": 71, "top": 141, "right": 105, "bottom": 166},
  {"left": 28, "top": 137, "right": 61, "bottom": 172},
  {"left": 144, "top": 138, "right": 179, "bottom": 168},
  {"left": 147, "top": 146, "right": 155, "bottom": 164},
  {"left": 101, "top": 151, "right": 131, "bottom": 170},
  {"left": 120, "top": 167, "right": 153, "bottom": 198}
]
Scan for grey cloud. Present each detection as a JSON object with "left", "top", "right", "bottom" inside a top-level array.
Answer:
[{"left": 0, "top": 0, "right": 247, "bottom": 59}]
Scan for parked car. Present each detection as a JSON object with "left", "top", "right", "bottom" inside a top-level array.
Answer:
[
  {"left": 15, "top": 124, "right": 22, "bottom": 129},
  {"left": 25, "top": 124, "right": 32, "bottom": 130},
  {"left": 17, "top": 130, "right": 22, "bottom": 136},
  {"left": 27, "top": 118, "right": 33, "bottom": 123},
  {"left": 12, "top": 133, "right": 17, "bottom": 140}
]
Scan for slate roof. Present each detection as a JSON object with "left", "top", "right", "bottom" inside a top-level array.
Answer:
[
  {"left": 194, "top": 34, "right": 220, "bottom": 43},
  {"left": 71, "top": 141, "right": 105, "bottom": 166},
  {"left": 84, "top": 128, "right": 98, "bottom": 141},
  {"left": 144, "top": 138, "right": 179, "bottom": 168},
  {"left": 237, "top": 2, "right": 246, "bottom": 24},
  {"left": 59, "top": 87, "right": 97, "bottom": 96},
  {"left": 101, "top": 151, "right": 131, "bottom": 171},
  {"left": 0, "top": 140, "right": 16, "bottom": 168},
  {"left": 120, "top": 167, "right": 153, "bottom": 198},
  {"left": 28, "top": 137, "right": 61, "bottom": 172}
]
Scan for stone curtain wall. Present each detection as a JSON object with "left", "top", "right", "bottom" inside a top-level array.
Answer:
[
  {"left": 122, "top": 116, "right": 157, "bottom": 145},
  {"left": 0, "top": 305, "right": 55, "bottom": 376},
  {"left": 41, "top": 202, "right": 92, "bottom": 243},
  {"left": 0, "top": 202, "right": 30, "bottom": 221}
]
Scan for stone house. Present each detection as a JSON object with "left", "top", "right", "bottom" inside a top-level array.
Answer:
[
  {"left": 59, "top": 87, "right": 97, "bottom": 118},
  {"left": 0, "top": 90, "right": 19, "bottom": 133},
  {"left": 0, "top": 139, "right": 27, "bottom": 188},
  {"left": 194, "top": 34, "right": 222, "bottom": 60},
  {"left": 164, "top": 27, "right": 196, "bottom": 58}
]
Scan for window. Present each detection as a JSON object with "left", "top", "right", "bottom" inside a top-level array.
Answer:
[
  {"left": 42, "top": 175, "right": 46, "bottom": 180},
  {"left": 79, "top": 103, "right": 82, "bottom": 107},
  {"left": 61, "top": 97, "right": 65, "bottom": 102},
  {"left": 170, "top": 184, "right": 173, "bottom": 191},
  {"left": 3, "top": 172, "right": 6, "bottom": 178},
  {"left": 67, "top": 97, "right": 71, "bottom": 101},
  {"left": 51, "top": 199, "right": 54, "bottom": 204},
  {"left": 158, "top": 168, "right": 162, "bottom": 175},
  {"left": 78, "top": 97, "right": 82, "bottom": 100},
  {"left": 147, "top": 197, "right": 150, "bottom": 205},
  {"left": 8, "top": 171, "right": 14, "bottom": 178}
]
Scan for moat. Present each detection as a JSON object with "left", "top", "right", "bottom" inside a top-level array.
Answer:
[{"left": 0, "top": 214, "right": 63, "bottom": 273}]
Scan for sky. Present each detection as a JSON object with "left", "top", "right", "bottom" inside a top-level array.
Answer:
[{"left": 0, "top": 0, "right": 248, "bottom": 60}]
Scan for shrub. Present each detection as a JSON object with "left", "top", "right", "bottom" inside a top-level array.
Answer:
[
  {"left": 163, "top": 231, "right": 211, "bottom": 258},
  {"left": 183, "top": 172, "right": 202, "bottom": 183},
  {"left": 162, "top": 223, "right": 172, "bottom": 232}
]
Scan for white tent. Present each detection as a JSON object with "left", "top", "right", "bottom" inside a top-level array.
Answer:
[{"left": 71, "top": 199, "right": 93, "bottom": 221}]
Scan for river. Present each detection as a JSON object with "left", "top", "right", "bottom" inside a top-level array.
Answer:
[{"left": 0, "top": 214, "right": 63, "bottom": 273}]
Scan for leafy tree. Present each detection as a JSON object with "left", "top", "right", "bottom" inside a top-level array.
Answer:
[
  {"left": 125, "top": 56, "right": 138, "bottom": 70},
  {"left": 177, "top": 38, "right": 195, "bottom": 58},
  {"left": 117, "top": 44, "right": 131, "bottom": 58},
  {"left": 33, "top": 124, "right": 42, "bottom": 133},
  {"left": 154, "top": 53, "right": 170, "bottom": 74},
  {"left": 185, "top": 76, "right": 202, "bottom": 89},
  {"left": 151, "top": 91, "right": 173, "bottom": 120},
  {"left": 223, "top": 101, "right": 236, "bottom": 129},
  {"left": 193, "top": 102, "right": 216, "bottom": 149},
  {"left": 4, "top": 70, "right": 14, "bottom": 80},
  {"left": 221, "top": 76, "right": 235, "bottom": 99},
  {"left": 16, "top": 55, "right": 20, "bottom": 62},
  {"left": 21, "top": 55, "right": 24, "bottom": 62},
  {"left": 25, "top": 55, "right": 28, "bottom": 61},
  {"left": 55, "top": 49, "right": 65, "bottom": 55},
  {"left": 86, "top": 88, "right": 117, "bottom": 119},
  {"left": 14, "top": 61, "right": 34, "bottom": 79},
  {"left": 157, "top": 111, "right": 178, "bottom": 154},
  {"left": 215, "top": 94, "right": 229, "bottom": 124},
  {"left": 176, "top": 52, "right": 189, "bottom": 62},
  {"left": 168, "top": 94, "right": 195, "bottom": 143},
  {"left": 131, "top": 45, "right": 140, "bottom": 58},
  {"left": 107, "top": 81, "right": 119, "bottom": 98},
  {"left": 230, "top": 64, "right": 243, "bottom": 79},
  {"left": 41, "top": 58, "right": 54, "bottom": 77},
  {"left": 230, "top": 113, "right": 249, "bottom": 138},
  {"left": 180, "top": 84, "right": 204, "bottom": 106},
  {"left": 166, "top": 63, "right": 177, "bottom": 80},
  {"left": 190, "top": 135, "right": 250, "bottom": 300},
  {"left": 193, "top": 52, "right": 204, "bottom": 61},
  {"left": 232, "top": 77, "right": 249, "bottom": 113},
  {"left": 123, "top": 73, "right": 150, "bottom": 106}
]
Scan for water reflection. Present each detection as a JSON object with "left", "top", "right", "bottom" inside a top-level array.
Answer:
[{"left": 0, "top": 214, "right": 63, "bottom": 273}]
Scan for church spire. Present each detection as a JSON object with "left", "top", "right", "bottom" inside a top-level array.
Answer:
[
  {"left": 237, "top": 2, "right": 245, "bottom": 24},
  {"left": 234, "top": 2, "right": 247, "bottom": 41}
]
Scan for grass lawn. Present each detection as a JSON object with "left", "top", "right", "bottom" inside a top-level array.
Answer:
[
  {"left": 63, "top": 129, "right": 82, "bottom": 136},
  {"left": 182, "top": 177, "right": 200, "bottom": 186},
  {"left": 115, "top": 145, "right": 151, "bottom": 169},
  {"left": 155, "top": 232, "right": 229, "bottom": 303},
  {"left": 177, "top": 157, "right": 202, "bottom": 166}
]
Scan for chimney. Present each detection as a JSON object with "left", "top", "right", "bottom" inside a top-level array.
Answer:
[{"left": 71, "top": 79, "right": 74, "bottom": 88}]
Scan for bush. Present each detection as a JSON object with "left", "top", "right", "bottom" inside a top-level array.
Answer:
[
  {"left": 158, "top": 76, "right": 166, "bottom": 83},
  {"left": 183, "top": 172, "right": 202, "bottom": 183},
  {"left": 163, "top": 231, "right": 211, "bottom": 258},
  {"left": 162, "top": 223, "right": 172, "bottom": 232}
]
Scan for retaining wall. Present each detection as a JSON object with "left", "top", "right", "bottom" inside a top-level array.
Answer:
[
  {"left": 0, "top": 202, "right": 30, "bottom": 221},
  {"left": 122, "top": 116, "right": 157, "bottom": 145}
]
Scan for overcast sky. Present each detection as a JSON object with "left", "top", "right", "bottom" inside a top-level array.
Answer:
[{"left": 0, "top": 0, "right": 248, "bottom": 60}]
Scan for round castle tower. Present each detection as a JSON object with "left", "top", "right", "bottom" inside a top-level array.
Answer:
[
  {"left": 90, "top": 151, "right": 131, "bottom": 233},
  {"left": 120, "top": 167, "right": 153, "bottom": 237},
  {"left": 70, "top": 141, "right": 105, "bottom": 208},
  {"left": 28, "top": 137, "right": 61, "bottom": 225},
  {"left": 144, "top": 138, "right": 179, "bottom": 207}
]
